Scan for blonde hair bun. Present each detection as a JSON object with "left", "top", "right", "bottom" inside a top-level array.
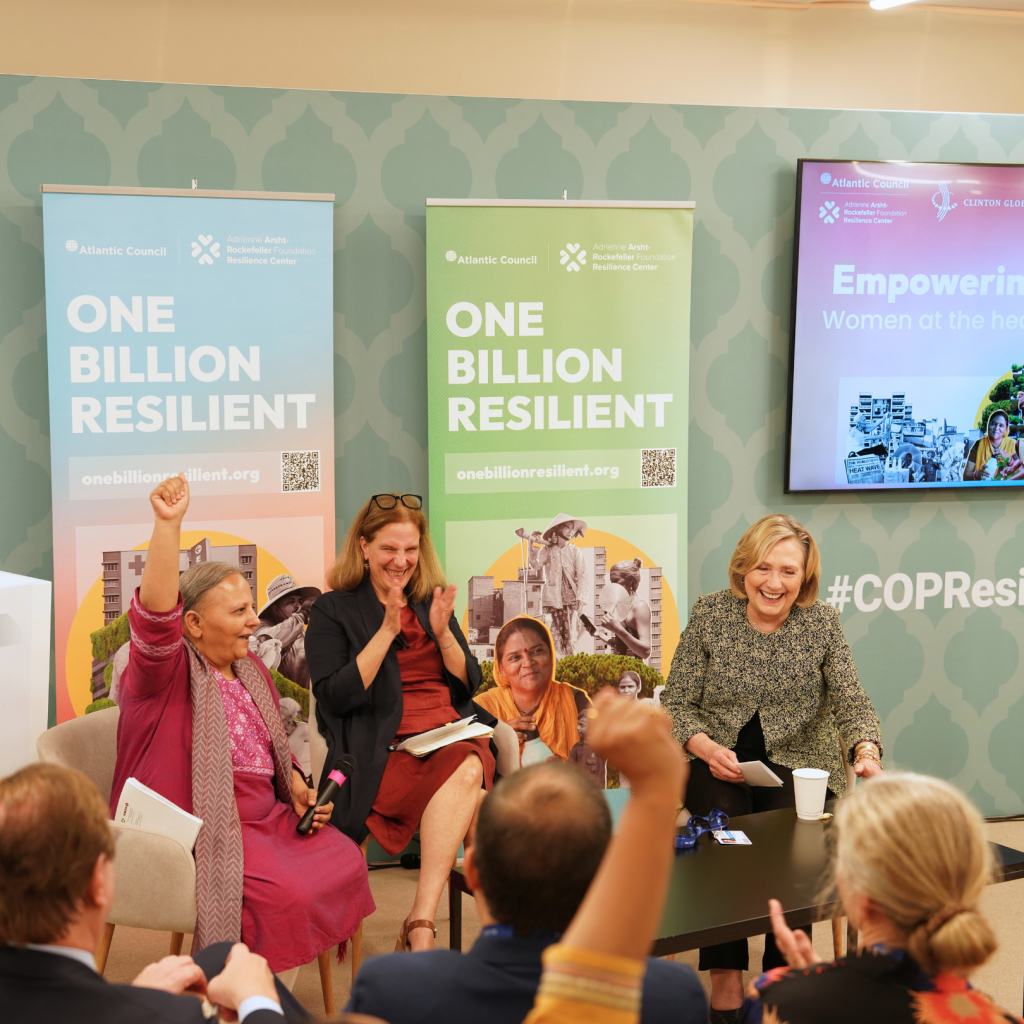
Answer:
[
  {"left": 834, "top": 773, "right": 997, "bottom": 975},
  {"left": 908, "top": 905, "right": 995, "bottom": 975}
]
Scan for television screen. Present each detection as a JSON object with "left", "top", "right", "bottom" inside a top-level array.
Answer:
[{"left": 787, "top": 159, "right": 1024, "bottom": 491}]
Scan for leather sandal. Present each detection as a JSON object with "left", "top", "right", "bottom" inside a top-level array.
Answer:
[{"left": 396, "top": 918, "right": 436, "bottom": 952}]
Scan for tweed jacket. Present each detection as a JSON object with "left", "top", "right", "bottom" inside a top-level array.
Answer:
[{"left": 662, "top": 590, "right": 881, "bottom": 796}]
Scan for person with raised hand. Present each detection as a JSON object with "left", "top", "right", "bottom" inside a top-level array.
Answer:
[
  {"left": 306, "top": 493, "right": 498, "bottom": 952},
  {"left": 109, "top": 475, "right": 374, "bottom": 979},
  {"left": 523, "top": 689, "right": 688, "bottom": 1024},
  {"left": 742, "top": 772, "right": 1019, "bottom": 1024}
]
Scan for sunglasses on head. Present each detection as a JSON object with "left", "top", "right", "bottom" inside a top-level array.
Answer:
[{"left": 361, "top": 493, "right": 423, "bottom": 528}]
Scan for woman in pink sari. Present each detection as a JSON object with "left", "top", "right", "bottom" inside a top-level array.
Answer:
[{"left": 110, "top": 474, "right": 374, "bottom": 974}]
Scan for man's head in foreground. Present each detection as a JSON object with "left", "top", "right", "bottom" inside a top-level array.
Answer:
[
  {"left": 0, "top": 761, "right": 115, "bottom": 947},
  {"left": 466, "top": 762, "right": 613, "bottom": 937}
]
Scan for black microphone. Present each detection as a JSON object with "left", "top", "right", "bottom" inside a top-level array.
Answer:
[{"left": 296, "top": 754, "right": 354, "bottom": 835}]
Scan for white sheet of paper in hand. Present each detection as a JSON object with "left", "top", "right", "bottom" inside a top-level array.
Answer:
[{"left": 736, "top": 761, "right": 784, "bottom": 787}]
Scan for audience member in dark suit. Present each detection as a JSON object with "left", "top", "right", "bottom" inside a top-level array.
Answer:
[
  {"left": 0, "top": 762, "right": 322, "bottom": 1024},
  {"left": 345, "top": 759, "right": 708, "bottom": 1024}
]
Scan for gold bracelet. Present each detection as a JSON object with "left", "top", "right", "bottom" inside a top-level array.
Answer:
[{"left": 854, "top": 751, "right": 882, "bottom": 766}]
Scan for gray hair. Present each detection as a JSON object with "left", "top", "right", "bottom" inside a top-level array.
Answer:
[{"left": 180, "top": 561, "right": 245, "bottom": 615}]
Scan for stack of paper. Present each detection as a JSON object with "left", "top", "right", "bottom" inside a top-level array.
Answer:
[
  {"left": 115, "top": 777, "right": 204, "bottom": 850},
  {"left": 395, "top": 715, "right": 494, "bottom": 758}
]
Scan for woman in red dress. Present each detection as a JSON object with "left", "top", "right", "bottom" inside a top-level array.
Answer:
[
  {"left": 110, "top": 474, "right": 374, "bottom": 975},
  {"left": 306, "top": 494, "right": 497, "bottom": 952}
]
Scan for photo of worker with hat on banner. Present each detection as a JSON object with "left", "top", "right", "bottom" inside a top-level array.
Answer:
[
  {"left": 528, "top": 513, "right": 589, "bottom": 659},
  {"left": 248, "top": 574, "right": 322, "bottom": 688}
]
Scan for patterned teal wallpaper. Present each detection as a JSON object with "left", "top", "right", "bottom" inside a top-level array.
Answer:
[{"left": 3, "top": 76, "right": 1023, "bottom": 811}]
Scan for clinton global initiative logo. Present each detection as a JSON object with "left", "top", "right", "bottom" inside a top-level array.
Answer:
[
  {"left": 445, "top": 250, "right": 457, "bottom": 262},
  {"left": 559, "top": 242, "right": 587, "bottom": 272},
  {"left": 191, "top": 234, "right": 220, "bottom": 265},
  {"left": 66, "top": 239, "right": 79, "bottom": 252},
  {"left": 819, "top": 201, "right": 839, "bottom": 225},
  {"left": 932, "top": 181, "right": 957, "bottom": 221},
  {"left": 820, "top": 172, "right": 832, "bottom": 185}
]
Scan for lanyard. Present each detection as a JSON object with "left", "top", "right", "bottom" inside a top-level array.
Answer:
[
  {"left": 675, "top": 807, "right": 730, "bottom": 850},
  {"left": 481, "top": 924, "right": 563, "bottom": 942}
]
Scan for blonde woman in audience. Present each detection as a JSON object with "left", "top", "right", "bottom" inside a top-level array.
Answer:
[
  {"left": 524, "top": 689, "right": 687, "bottom": 1024},
  {"left": 744, "top": 772, "right": 1020, "bottom": 1024}
]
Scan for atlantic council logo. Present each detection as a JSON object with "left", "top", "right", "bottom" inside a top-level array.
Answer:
[
  {"left": 65, "top": 239, "right": 78, "bottom": 252},
  {"left": 820, "top": 172, "right": 832, "bottom": 185},
  {"left": 932, "top": 181, "right": 957, "bottom": 221},
  {"left": 445, "top": 250, "right": 457, "bottom": 262},
  {"left": 559, "top": 242, "right": 587, "bottom": 272},
  {"left": 818, "top": 201, "right": 839, "bottom": 225},
  {"left": 191, "top": 234, "right": 221, "bottom": 265}
]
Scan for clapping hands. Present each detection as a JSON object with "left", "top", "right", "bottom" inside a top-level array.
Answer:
[{"left": 429, "top": 584, "right": 458, "bottom": 644}]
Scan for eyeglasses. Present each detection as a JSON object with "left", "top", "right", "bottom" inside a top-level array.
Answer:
[
  {"left": 674, "top": 808, "right": 729, "bottom": 850},
  {"left": 367, "top": 493, "right": 422, "bottom": 512},
  {"left": 361, "top": 494, "right": 423, "bottom": 529}
]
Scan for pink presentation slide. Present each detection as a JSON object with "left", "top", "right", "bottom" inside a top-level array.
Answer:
[{"left": 788, "top": 160, "right": 1024, "bottom": 491}]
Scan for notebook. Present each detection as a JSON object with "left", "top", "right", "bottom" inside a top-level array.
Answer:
[
  {"left": 115, "top": 777, "right": 204, "bottom": 850},
  {"left": 392, "top": 715, "right": 494, "bottom": 757}
]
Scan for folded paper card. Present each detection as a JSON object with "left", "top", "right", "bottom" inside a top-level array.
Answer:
[
  {"left": 737, "top": 761, "right": 784, "bottom": 787},
  {"left": 115, "top": 777, "right": 203, "bottom": 849}
]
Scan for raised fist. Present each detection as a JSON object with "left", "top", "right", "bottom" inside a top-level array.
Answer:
[{"left": 150, "top": 474, "right": 190, "bottom": 523}]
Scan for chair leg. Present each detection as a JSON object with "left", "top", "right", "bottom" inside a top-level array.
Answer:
[
  {"left": 351, "top": 920, "right": 363, "bottom": 980},
  {"left": 318, "top": 949, "right": 334, "bottom": 1015},
  {"left": 831, "top": 918, "right": 843, "bottom": 958},
  {"left": 169, "top": 932, "right": 184, "bottom": 956},
  {"left": 96, "top": 922, "right": 115, "bottom": 975},
  {"left": 351, "top": 836, "right": 369, "bottom": 981}
]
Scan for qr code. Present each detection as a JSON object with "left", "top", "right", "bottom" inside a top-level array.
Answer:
[
  {"left": 281, "top": 451, "right": 320, "bottom": 492},
  {"left": 641, "top": 448, "right": 677, "bottom": 488}
]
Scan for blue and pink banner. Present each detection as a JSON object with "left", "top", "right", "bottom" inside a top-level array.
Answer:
[{"left": 43, "top": 186, "right": 335, "bottom": 720}]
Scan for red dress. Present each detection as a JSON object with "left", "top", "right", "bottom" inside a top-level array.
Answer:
[{"left": 365, "top": 605, "right": 495, "bottom": 855}]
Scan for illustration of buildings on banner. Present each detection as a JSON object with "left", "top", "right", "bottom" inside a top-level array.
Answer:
[
  {"left": 467, "top": 546, "right": 663, "bottom": 672},
  {"left": 91, "top": 539, "right": 259, "bottom": 698}
]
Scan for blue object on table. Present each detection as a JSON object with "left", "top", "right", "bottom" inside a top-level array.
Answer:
[{"left": 675, "top": 808, "right": 730, "bottom": 850}]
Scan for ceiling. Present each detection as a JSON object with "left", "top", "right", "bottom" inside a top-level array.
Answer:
[{"left": 758, "top": 0, "right": 1024, "bottom": 14}]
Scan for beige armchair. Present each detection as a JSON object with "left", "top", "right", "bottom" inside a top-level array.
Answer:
[
  {"left": 36, "top": 707, "right": 196, "bottom": 972},
  {"left": 36, "top": 706, "right": 336, "bottom": 1011},
  {"left": 491, "top": 720, "right": 521, "bottom": 777}
]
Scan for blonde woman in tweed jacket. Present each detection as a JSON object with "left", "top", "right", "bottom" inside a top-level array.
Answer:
[{"left": 662, "top": 514, "right": 884, "bottom": 1024}]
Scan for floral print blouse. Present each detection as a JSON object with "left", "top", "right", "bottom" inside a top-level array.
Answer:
[{"left": 742, "top": 946, "right": 1022, "bottom": 1024}]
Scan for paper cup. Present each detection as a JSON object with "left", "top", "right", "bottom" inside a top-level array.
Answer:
[{"left": 792, "top": 767, "right": 829, "bottom": 821}]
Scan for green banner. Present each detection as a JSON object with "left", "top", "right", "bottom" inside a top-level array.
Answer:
[{"left": 426, "top": 201, "right": 692, "bottom": 695}]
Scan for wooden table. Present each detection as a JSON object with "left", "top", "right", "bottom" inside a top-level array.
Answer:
[{"left": 448, "top": 803, "right": 1024, "bottom": 954}]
